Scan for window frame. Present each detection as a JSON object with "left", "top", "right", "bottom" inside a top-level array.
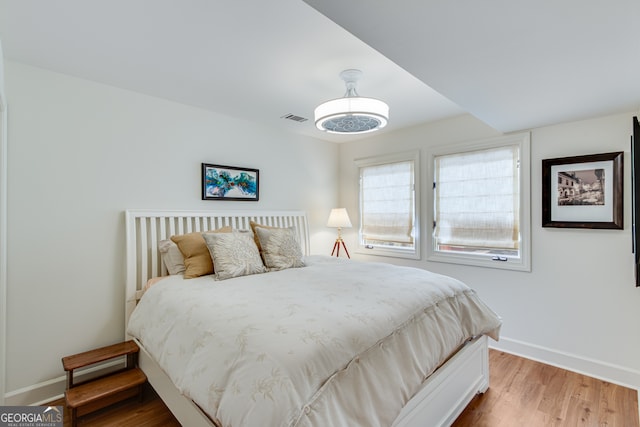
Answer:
[
  {"left": 355, "top": 150, "right": 421, "bottom": 260},
  {"left": 427, "top": 133, "right": 531, "bottom": 271}
]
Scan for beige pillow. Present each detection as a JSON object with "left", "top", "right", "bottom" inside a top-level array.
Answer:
[
  {"left": 249, "top": 221, "right": 277, "bottom": 253},
  {"left": 170, "top": 226, "right": 232, "bottom": 278},
  {"left": 158, "top": 239, "right": 186, "bottom": 275},
  {"left": 254, "top": 226, "right": 305, "bottom": 270},
  {"left": 202, "top": 230, "right": 266, "bottom": 280}
]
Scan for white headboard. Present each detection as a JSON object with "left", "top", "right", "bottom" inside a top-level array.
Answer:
[{"left": 124, "top": 209, "right": 309, "bottom": 330}]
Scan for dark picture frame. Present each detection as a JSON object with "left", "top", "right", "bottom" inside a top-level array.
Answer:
[
  {"left": 542, "top": 151, "right": 623, "bottom": 229},
  {"left": 631, "top": 117, "right": 640, "bottom": 286},
  {"left": 201, "top": 163, "right": 259, "bottom": 201}
]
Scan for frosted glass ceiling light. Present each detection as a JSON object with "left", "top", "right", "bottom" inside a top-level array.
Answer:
[{"left": 314, "top": 69, "right": 389, "bottom": 134}]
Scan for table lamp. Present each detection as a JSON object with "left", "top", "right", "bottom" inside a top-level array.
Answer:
[{"left": 327, "top": 208, "right": 352, "bottom": 258}]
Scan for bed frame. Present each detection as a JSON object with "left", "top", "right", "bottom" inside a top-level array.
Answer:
[{"left": 125, "top": 209, "right": 489, "bottom": 427}]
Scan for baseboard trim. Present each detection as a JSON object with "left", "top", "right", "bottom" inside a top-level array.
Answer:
[
  {"left": 3, "top": 359, "right": 125, "bottom": 406},
  {"left": 5, "top": 338, "right": 639, "bottom": 407},
  {"left": 491, "top": 336, "right": 640, "bottom": 390}
]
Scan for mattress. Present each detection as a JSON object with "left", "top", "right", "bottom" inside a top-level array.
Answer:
[{"left": 127, "top": 256, "right": 501, "bottom": 427}]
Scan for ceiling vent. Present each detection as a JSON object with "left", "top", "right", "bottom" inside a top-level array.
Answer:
[{"left": 281, "top": 113, "right": 308, "bottom": 123}]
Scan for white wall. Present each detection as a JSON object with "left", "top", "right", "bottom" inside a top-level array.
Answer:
[
  {"left": 6, "top": 59, "right": 638, "bottom": 404},
  {"left": 339, "top": 113, "right": 640, "bottom": 388},
  {"left": 4, "top": 61, "right": 339, "bottom": 403}
]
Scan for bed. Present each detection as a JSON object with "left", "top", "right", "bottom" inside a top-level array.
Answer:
[{"left": 124, "top": 209, "right": 501, "bottom": 427}]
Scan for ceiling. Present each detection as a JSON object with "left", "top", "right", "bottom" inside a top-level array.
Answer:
[{"left": 0, "top": 0, "right": 638, "bottom": 143}]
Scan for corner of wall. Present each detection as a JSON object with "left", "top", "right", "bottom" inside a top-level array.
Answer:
[{"left": 0, "top": 37, "right": 7, "bottom": 406}]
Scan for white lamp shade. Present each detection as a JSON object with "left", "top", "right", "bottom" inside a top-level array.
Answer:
[{"left": 327, "top": 208, "right": 352, "bottom": 228}]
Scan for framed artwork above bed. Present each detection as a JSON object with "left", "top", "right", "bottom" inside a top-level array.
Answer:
[{"left": 201, "top": 163, "right": 259, "bottom": 201}]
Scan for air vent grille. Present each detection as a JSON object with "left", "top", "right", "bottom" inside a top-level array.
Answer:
[{"left": 281, "top": 114, "right": 308, "bottom": 123}]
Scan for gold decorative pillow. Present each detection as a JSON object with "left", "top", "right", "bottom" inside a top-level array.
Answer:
[
  {"left": 170, "top": 226, "right": 232, "bottom": 278},
  {"left": 202, "top": 230, "right": 267, "bottom": 280},
  {"left": 254, "top": 226, "right": 305, "bottom": 271}
]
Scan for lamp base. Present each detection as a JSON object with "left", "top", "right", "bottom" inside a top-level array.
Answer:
[{"left": 331, "top": 238, "right": 350, "bottom": 259}]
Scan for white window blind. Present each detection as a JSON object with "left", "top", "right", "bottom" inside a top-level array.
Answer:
[
  {"left": 434, "top": 145, "right": 520, "bottom": 250},
  {"left": 360, "top": 160, "right": 414, "bottom": 246}
]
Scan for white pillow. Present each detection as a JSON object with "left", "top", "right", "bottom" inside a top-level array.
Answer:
[
  {"left": 202, "top": 230, "right": 266, "bottom": 280},
  {"left": 158, "top": 239, "right": 186, "bottom": 275}
]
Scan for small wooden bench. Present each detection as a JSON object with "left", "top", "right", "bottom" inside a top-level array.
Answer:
[{"left": 62, "top": 340, "right": 147, "bottom": 427}]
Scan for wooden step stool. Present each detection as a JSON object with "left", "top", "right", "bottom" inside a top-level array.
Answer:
[{"left": 62, "top": 340, "right": 147, "bottom": 427}]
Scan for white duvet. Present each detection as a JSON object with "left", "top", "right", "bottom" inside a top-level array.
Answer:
[{"left": 127, "top": 256, "right": 501, "bottom": 427}]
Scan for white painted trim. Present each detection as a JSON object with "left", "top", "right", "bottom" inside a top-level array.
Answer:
[
  {"left": 491, "top": 336, "right": 640, "bottom": 390},
  {"left": 0, "top": 38, "right": 8, "bottom": 406},
  {"left": 9, "top": 335, "right": 638, "bottom": 414},
  {"left": 4, "top": 376, "right": 65, "bottom": 407},
  {"left": 3, "top": 359, "right": 125, "bottom": 406}
]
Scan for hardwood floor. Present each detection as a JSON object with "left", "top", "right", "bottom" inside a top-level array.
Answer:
[
  {"left": 453, "top": 350, "right": 639, "bottom": 427},
  {"left": 48, "top": 383, "right": 180, "bottom": 427},
  {"left": 48, "top": 350, "right": 639, "bottom": 426}
]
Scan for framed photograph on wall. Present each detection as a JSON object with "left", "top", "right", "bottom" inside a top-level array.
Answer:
[
  {"left": 201, "top": 163, "right": 259, "bottom": 201},
  {"left": 542, "top": 151, "right": 623, "bottom": 229}
]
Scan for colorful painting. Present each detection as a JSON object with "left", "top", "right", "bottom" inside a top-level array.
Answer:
[{"left": 202, "top": 163, "right": 259, "bottom": 201}]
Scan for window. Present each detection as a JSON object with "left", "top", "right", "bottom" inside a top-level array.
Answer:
[
  {"left": 356, "top": 151, "right": 419, "bottom": 259},
  {"left": 428, "top": 133, "right": 530, "bottom": 271}
]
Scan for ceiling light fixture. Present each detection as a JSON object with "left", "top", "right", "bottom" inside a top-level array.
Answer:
[{"left": 314, "top": 69, "right": 389, "bottom": 134}]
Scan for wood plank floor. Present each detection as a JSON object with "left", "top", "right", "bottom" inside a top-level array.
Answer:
[
  {"left": 48, "top": 383, "right": 181, "bottom": 427},
  {"left": 48, "top": 350, "right": 639, "bottom": 426},
  {"left": 453, "top": 350, "right": 639, "bottom": 427}
]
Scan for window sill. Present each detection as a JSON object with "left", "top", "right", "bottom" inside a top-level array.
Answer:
[
  {"left": 427, "top": 251, "right": 531, "bottom": 272},
  {"left": 355, "top": 246, "right": 420, "bottom": 260}
]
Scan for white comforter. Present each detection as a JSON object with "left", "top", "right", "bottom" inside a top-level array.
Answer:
[{"left": 127, "top": 256, "right": 501, "bottom": 427}]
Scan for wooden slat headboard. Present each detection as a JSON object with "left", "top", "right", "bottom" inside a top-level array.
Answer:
[{"left": 124, "top": 209, "right": 309, "bottom": 331}]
